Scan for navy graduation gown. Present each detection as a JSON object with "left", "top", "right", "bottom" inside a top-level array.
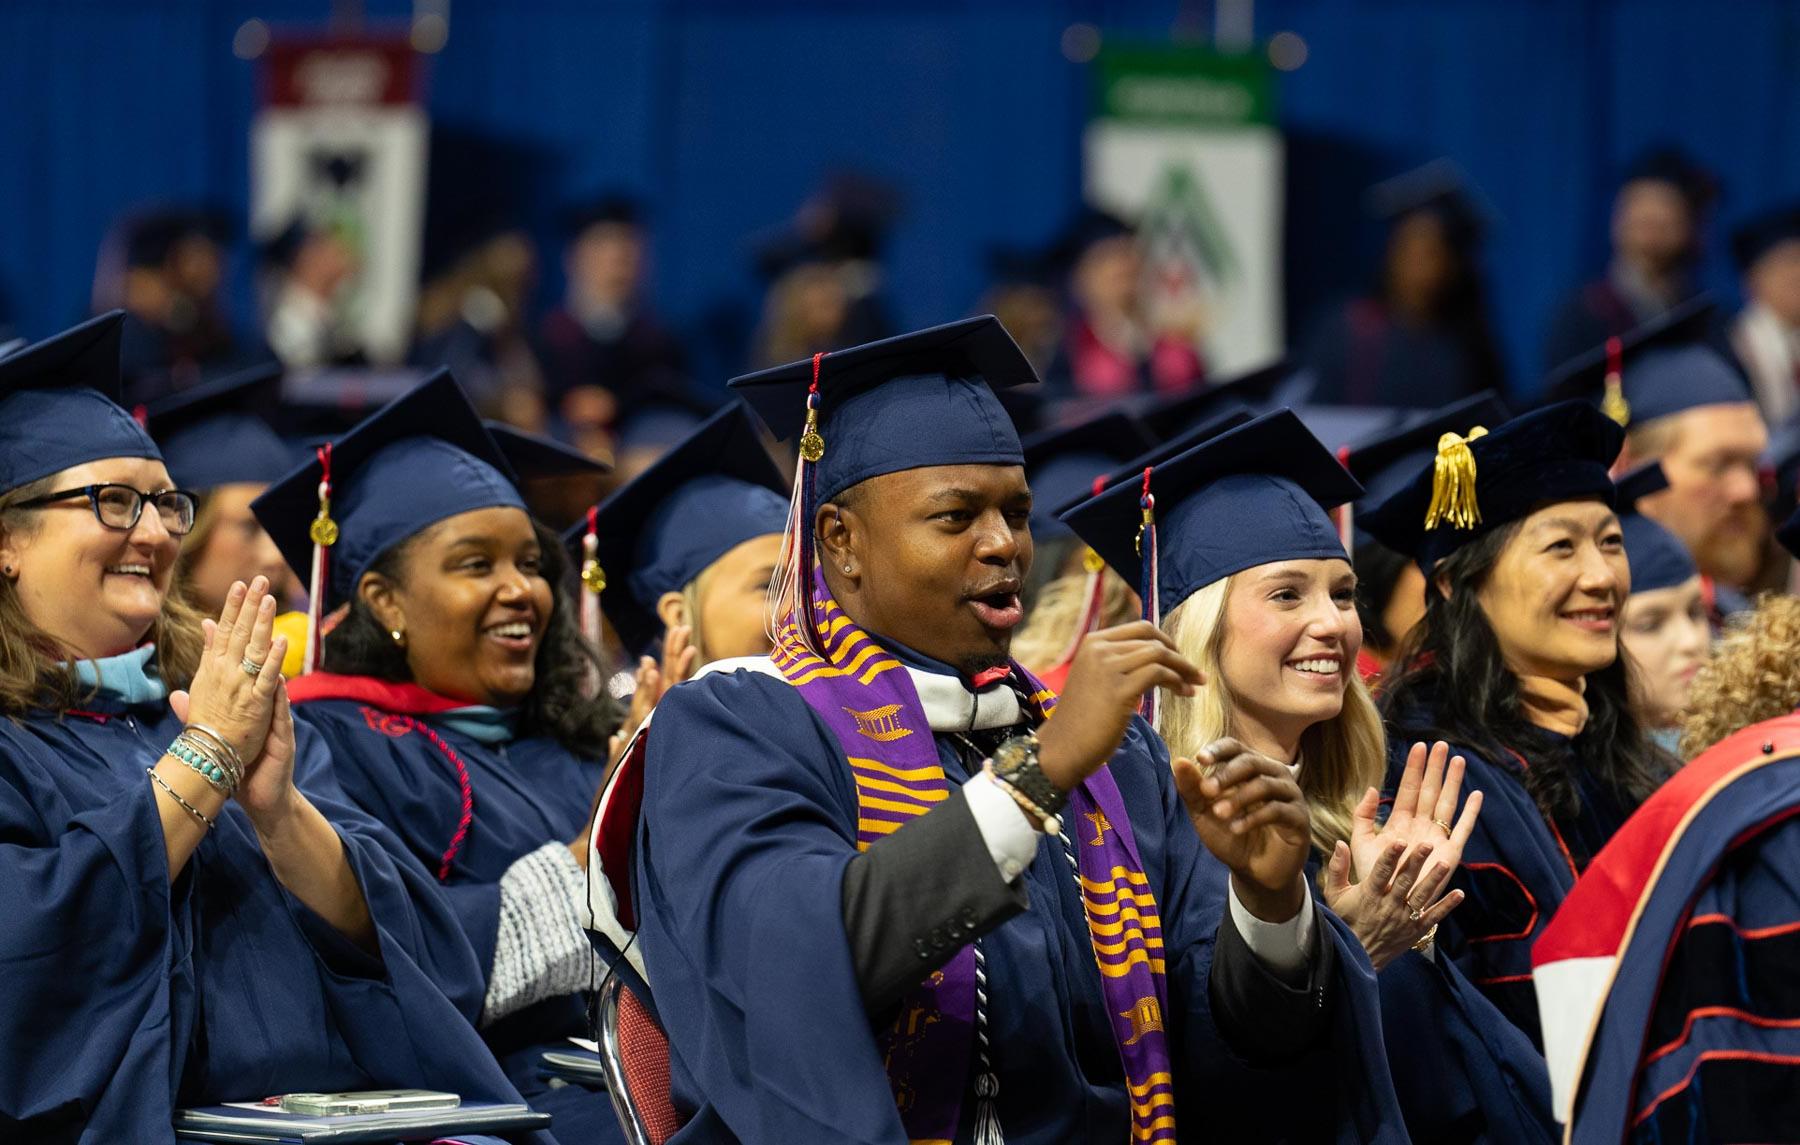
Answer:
[
  {"left": 636, "top": 665, "right": 1408, "bottom": 1144},
  {"left": 1379, "top": 731, "right": 1636, "bottom": 1049},
  {"left": 1290, "top": 853, "right": 1556, "bottom": 1145},
  {"left": 292, "top": 696, "right": 617, "bottom": 1141},
  {"left": 0, "top": 695, "right": 542, "bottom": 1142}
]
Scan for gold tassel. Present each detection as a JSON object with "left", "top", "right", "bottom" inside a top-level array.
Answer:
[
  {"left": 1601, "top": 372, "right": 1631, "bottom": 427},
  {"left": 1423, "top": 427, "right": 1488, "bottom": 531}
]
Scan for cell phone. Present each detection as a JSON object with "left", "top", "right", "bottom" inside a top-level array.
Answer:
[{"left": 278, "top": 1089, "right": 462, "bottom": 1117}]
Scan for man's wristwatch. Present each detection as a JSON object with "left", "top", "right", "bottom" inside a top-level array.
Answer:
[{"left": 989, "top": 730, "right": 1070, "bottom": 833}]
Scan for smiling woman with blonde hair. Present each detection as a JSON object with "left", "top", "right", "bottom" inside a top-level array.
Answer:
[{"left": 1066, "top": 408, "right": 1550, "bottom": 1143}]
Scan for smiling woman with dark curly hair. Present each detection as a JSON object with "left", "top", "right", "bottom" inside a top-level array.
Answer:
[{"left": 254, "top": 372, "right": 624, "bottom": 1142}]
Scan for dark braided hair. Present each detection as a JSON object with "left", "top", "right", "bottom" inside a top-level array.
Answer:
[{"left": 324, "top": 519, "right": 617, "bottom": 759}]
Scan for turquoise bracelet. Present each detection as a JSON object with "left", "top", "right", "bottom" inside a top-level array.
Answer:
[{"left": 168, "top": 736, "right": 233, "bottom": 794}]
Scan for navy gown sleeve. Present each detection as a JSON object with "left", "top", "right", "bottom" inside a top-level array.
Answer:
[
  {"left": 1377, "top": 951, "right": 1557, "bottom": 1142},
  {"left": 638, "top": 669, "right": 911, "bottom": 1144},
  {"left": 0, "top": 722, "right": 196, "bottom": 1134},
  {"left": 293, "top": 705, "right": 505, "bottom": 994}
]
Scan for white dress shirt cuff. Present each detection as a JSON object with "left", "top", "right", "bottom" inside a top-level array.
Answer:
[
  {"left": 1227, "top": 877, "right": 1316, "bottom": 978},
  {"left": 964, "top": 771, "right": 1039, "bottom": 883}
]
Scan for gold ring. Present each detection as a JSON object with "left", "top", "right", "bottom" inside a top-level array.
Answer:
[{"left": 1432, "top": 818, "right": 1452, "bottom": 834}]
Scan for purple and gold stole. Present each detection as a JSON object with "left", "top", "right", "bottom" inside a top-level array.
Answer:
[{"left": 772, "top": 571, "right": 1176, "bottom": 1144}]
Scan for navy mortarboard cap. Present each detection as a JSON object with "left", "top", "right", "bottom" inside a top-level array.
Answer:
[
  {"left": 1732, "top": 204, "right": 1800, "bottom": 272},
  {"left": 562, "top": 194, "right": 644, "bottom": 237},
  {"left": 0, "top": 311, "right": 159, "bottom": 495},
  {"left": 1061, "top": 409, "right": 1362, "bottom": 620},
  {"left": 1021, "top": 411, "right": 1157, "bottom": 539},
  {"left": 1133, "top": 359, "right": 1308, "bottom": 443},
  {"left": 1359, "top": 400, "right": 1624, "bottom": 571},
  {"left": 1543, "top": 297, "right": 1745, "bottom": 427},
  {"left": 484, "top": 422, "right": 612, "bottom": 481},
  {"left": 565, "top": 404, "right": 789, "bottom": 654},
  {"left": 1621, "top": 145, "right": 1718, "bottom": 213},
  {"left": 614, "top": 385, "right": 721, "bottom": 455},
  {"left": 729, "top": 314, "right": 1037, "bottom": 503},
  {"left": 1047, "top": 206, "right": 1136, "bottom": 274},
  {"left": 1614, "top": 462, "right": 1697, "bottom": 594},
  {"left": 1365, "top": 159, "right": 1497, "bottom": 247},
  {"left": 252, "top": 370, "right": 523, "bottom": 670},
  {"left": 144, "top": 361, "right": 289, "bottom": 489},
  {"left": 125, "top": 207, "right": 234, "bottom": 269},
  {"left": 1343, "top": 392, "right": 1513, "bottom": 511}
]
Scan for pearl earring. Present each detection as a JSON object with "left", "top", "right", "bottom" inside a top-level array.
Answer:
[{"left": 390, "top": 628, "right": 406, "bottom": 647}]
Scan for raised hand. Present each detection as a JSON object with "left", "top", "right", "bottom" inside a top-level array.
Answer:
[
  {"left": 1380, "top": 740, "right": 1482, "bottom": 887},
  {"left": 170, "top": 577, "right": 288, "bottom": 769},
  {"left": 1322, "top": 741, "right": 1481, "bottom": 968},
  {"left": 1039, "top": 621, "right": 1203, "bottom": 792},
  {"left": 1321, "top": 830, "right": 1461, "bottom": 970},
  {"left": 1174, "top": 738, "right": 1311, "bottom": 923},
  {"left": 233, "top": 683, "right": 300, "bottom": 824}
]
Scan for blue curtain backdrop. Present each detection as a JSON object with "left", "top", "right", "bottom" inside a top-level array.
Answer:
[{"left": 2, "top": 0, "right": 1796, "bottom": 397}]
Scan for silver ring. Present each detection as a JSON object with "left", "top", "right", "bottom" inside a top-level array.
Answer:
[
  {"left": 1408, "top": 906, "right": 1424, "bottom": 922},
  {"left": 241, "top": 656, "right": 265, "bottom": 678}
]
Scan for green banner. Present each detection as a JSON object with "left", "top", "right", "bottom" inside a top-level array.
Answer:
[{"left": 1094, "top": 44, "right": 1274, "bottom": 129}]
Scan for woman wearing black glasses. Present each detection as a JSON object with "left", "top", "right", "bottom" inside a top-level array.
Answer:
[{"left": 0, "top": 315, "right": 537, "bottom": 1139}]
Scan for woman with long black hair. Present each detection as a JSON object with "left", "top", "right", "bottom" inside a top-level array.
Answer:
[
  {"left": 254, "top": 372, "right": 624, "bottom": 1142},
  {"left": 1363, "top": 400, "right": 1673, "bottom": 1048}
]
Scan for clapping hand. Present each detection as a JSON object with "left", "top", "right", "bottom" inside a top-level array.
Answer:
[{"left": 1320, "top": 741, "right": 1480, "bottom": 970}]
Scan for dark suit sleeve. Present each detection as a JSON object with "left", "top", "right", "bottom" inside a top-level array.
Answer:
[
  {"left": 841, "top": 788, "right": 1030, "bottom": 1014},
  {"left": 1207, "top": 899, "right": 1335, "bottom": 1064}
]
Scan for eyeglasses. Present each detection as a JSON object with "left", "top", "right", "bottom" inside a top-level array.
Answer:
[{"left": 16, "top": 484, "right": 199, "bottom": 536}]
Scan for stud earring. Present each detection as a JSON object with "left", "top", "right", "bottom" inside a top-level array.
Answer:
[
  {"left": 842, "top": 564, "right": 852, "bottom": 574},
  {"left": 390, "top": 628, "right": 406, "bottom": 648}
]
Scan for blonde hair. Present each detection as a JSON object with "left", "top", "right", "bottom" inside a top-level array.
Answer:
[
  {"left": 1155, "top": 574, "right": 1387, "bottom": 855},
  {"left": 0, "top": 475, "right": 204, "bottom": 716},
  {"left": 1011, "top": 565, "right": 1138, "bottom": 675},
  {"left": 1678, "top": 594, "right": 1800, "bottom": 758}
]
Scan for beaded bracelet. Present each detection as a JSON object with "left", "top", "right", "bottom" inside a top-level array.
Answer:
[
  {"left": 147, "top": 767, "right": 216, "bottom": 830},
  {"left": 182, "top": 724, "right": 245, "bottom": 787},
  {"left": 168, "top": 733, "right": 236, "bottom": 794},
  {"left": 984, "top": 761, "right": 1064, "bottom": 836}
]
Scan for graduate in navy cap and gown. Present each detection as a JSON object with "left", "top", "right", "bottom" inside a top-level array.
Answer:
[
  {"left": 482, "top": 420, "right": 613, "bottom": 535},
  {"left": 1303, "top": 161, "right": 1507, "bottom": 408},
  {"left": 634, "top": 315, "right": 1410, "bottom": 1143},
  {"left": 0, "top": 314, "right": 541, "bottom": 1140},
  {"left": 255, "top": 374, "right": 623, "bottom": 1142},
  {"left": 144, "top": 361, "right": 299, "bottom": 616},
  {"left": 1363, "top": 401, "right": 1675, "bottom": 1051},
  {"left": 566, "top": 403, "right": 790, "bottom": 720},
  {"left": 1009, "top": 409, "right": 1155, "bottom": 690},
  {"left": 1545, "top": 296, "right": 1769, "bottom": 613},
  {"left": 1338, "top": 392, "right": 1511, "bottom": 682},
  {"left": 1541, "top": 147, "right": 1717, "bottom": 375},
  {"left": 1065, "top": 409, "right": 1553, "bottom": 1142},
  {"left": 1532, "top": 521, "right": 1800, "bottom": 1140},
  {"left": 1611, "top": 464, "right": 1709, "bottom": 754},
  {"left": 1728, "top": 203, "right": 1800, "bottom": 423}
]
